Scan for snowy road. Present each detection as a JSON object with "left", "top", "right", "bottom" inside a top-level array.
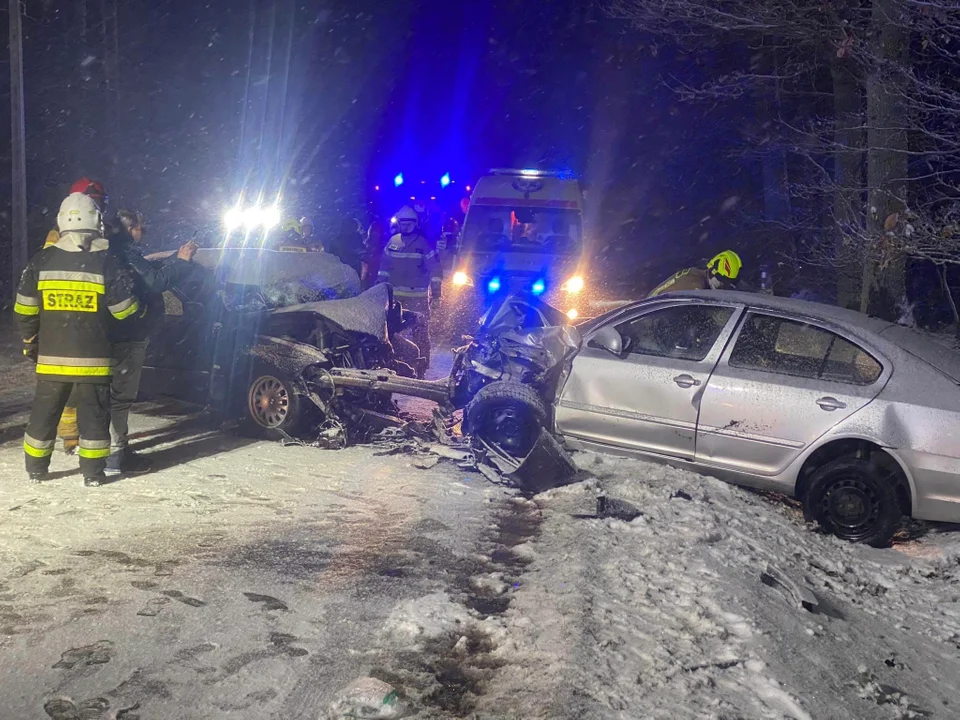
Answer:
[
  {"left": 0, "top": 359, "right": 523, "bottom": 718},
  {"left": 4, "top": 341, "right": 960, "bottom": 719}
]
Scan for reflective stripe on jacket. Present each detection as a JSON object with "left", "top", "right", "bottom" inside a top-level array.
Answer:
[
  {"left": 15, "top": 232, "right": 140, "bottom": 383},
  {"left": 647, "top": 267, "right": 710, "bottom": 298},
  {"left": 376, "top": 233, "right": 442, "bottom": 298}
]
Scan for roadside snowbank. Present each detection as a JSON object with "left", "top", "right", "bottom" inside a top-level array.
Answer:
[{"left": 476, "top": 453, "right": 960, "bottom": 719}]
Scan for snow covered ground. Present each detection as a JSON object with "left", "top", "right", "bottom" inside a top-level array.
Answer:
[
  {"left": 475, "top": 454, "right": 960, "bottom": 719},
  {"left": 3, "top": 336, "right": 960, "bottom": 718}
]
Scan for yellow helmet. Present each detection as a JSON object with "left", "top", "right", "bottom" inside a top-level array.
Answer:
[
  {"left": 707, "top": 250, "right": 742, "bottom": 280},
  {"left": 281, "top": 217, "right": 302, "bottom": 234}
]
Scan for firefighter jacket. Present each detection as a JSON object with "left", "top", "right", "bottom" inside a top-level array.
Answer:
[
  {"left": 376, "top": 232, "right": 443, "bottom": 300},
  {"left": 14, "top": 231, "right": 140, "bottom": 383},
  {"left": 648, "top": 267, "right": 711, "bottom": 298}
]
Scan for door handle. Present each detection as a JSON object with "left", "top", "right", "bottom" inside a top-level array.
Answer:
[
  {"left": 816, "top": 396, "right": 847, "bottom": 411},
  {"left": 673, "top": 374, "right": 701, "bottom": 389}
]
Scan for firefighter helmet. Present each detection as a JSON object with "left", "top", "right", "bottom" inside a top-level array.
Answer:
[
  {"left": 707, "top": 250, "right": 742, "bottom": 280},
  {"left": 58, "top": 192, "right": 102, "bottom": 233}
]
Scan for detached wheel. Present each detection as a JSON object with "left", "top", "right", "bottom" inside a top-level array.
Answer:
[
  {"left": 802, "top": 458, "right": 901, "bottom": 547},
  {"left": 465, "top": 381, "right": 548, "bottom": 457},
  {"left": 244, "top": 366, "right": 304, "bottom": 438}
]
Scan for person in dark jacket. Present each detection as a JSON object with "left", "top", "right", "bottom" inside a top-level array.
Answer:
[
  {"left": 328, "top": 217, "right": 365, "bottom": 275},
  {"left": 105, "top": 210, "right": 198, "bottom": 475},
  {"left": 15, "top": 193, "right": 140, "bottom": 487}
]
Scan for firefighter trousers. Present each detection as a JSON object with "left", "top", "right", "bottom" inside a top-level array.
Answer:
[
  {"left": 400, "top": 297, "right": 432, "bottom": 370},
  {"left": 25, "top": 381, "right": 111, "bottom": 478}
]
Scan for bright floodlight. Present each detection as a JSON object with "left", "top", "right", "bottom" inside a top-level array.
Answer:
[
  {"left": 394, "top": 173, "right": 404, "bottom": 187},
  {"left": 263, "top": 206, "right": 281, "bottom": 230},
  {"left": 453, "top": 271, "right": 470, "bottom": 286},
  {"left": 224, "top": 206, "right": 244, "bottom": 231},
  {"left": 440, "top": 173, "right": 451, "bottom": 188},
  {"left": 243, "top": 206, "right": 265, "bottom": 228}
]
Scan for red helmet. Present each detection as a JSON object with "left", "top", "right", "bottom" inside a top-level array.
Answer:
[{"left": 70, "top": 177, "right": 107, "bottom": 206}]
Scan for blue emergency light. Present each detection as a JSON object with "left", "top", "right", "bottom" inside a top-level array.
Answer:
[
  {"left": 487, "top": 277, "right": 502, "bottom": 293},
  {"left": 394, "top": 173, "right": 404, "bottom": 188},
  {"left": 531, "top": 279, "right": 546, "bottom": 295},
  {"left": 440, "top": 173, "right": 451, "bottom": 188}
]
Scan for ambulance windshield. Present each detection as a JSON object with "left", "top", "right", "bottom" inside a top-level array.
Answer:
[{"left": 462, "top": 206, "right": 582, "bottom": 254}]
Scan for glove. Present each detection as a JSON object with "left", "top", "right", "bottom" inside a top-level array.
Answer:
[{"left": 23, "top": 341, "right": 38, "bottom": 363}]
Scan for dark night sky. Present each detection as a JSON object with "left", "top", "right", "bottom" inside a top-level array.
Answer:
[{"left": 0, "top": 0, "right": 758, "bottom": 292}]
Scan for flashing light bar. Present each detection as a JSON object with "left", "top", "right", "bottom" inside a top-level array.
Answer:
[
  {"left": 488, "top": 168, "right": 572, "bottom": 179},
  {"left": 394, "top": 173, "right": 404, "bottom": 187}
]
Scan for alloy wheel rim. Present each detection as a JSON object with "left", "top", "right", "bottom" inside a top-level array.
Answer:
[{"left": 249, "top": 376, "right": 289, "bottom": 428}]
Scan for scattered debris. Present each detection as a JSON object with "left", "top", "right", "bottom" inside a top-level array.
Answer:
[
  {"left": 760, "top": 564, "right": 819, "bottom": 613},
  {"left": 670, "top": 489, "right": 693, "bottom": 501},
  {"left": 596, "top": 495, "right": 643, "bottom": 522},
  {"left": 326, "top": 677, "right": 406, "bottom": 720}
]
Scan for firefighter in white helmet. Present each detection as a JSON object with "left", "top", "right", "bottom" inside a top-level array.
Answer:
[
  {"left": 376, "top": 205, "right": 443, "bottom": 374},
  {"left": 14, "top": 193, "right": 140, "bottom": 487}
]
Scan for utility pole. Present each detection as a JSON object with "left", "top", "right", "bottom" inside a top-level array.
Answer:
[{"left": 9, "top": 0, "right": 27, "bottom": 300}]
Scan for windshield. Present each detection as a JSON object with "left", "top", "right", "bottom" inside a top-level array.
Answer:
[{"left": 463, "top": 206, "right": 582, "bottom": 254}]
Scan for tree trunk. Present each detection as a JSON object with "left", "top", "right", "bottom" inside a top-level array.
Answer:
[
  {"left": 939, "top": 265, "right": 960, "bottom": 339},
  {"left": 861, "top": 0, "right": 909, "bottom": 320},
  {"left": 832, "top": 61, "right": 864, "bottom": 309}
]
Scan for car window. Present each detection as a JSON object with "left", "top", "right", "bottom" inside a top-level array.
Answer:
[
  {"left": 614, "top": 305, "right": 734, "bottom": 362},
  {"left": 730, "top": 313, "right": 882, "bottom": 384}
]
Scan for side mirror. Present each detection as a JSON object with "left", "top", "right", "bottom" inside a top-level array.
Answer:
[{"left": 589, "top": 326, "right": 624, "bottom": 356}]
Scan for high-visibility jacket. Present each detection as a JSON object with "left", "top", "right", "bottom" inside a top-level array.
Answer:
[
  {"left": 377, "top": 232, "right": 442, "bottom": 299},
  {"left": 648, "top": 267, "right": 711, "bottom": 298},
  {"left": 15, "top": 232, "right": 140, "bottom": 383}
]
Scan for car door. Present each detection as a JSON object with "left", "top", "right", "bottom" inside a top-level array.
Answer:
[
  {"left": 140, "top": 289, "right": 221, "bottom": 402},
  {"left": 555, "top": 302, "right": 741, "bottom": 460},
  {"left": 696, "top": 311, "right": 889, "bottom": 477}
]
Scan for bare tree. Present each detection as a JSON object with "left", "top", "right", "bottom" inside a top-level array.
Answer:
[{"left": 611, "top": 0, "right": 960, "bottom": 321}]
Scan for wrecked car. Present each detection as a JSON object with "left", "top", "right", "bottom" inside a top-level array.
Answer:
[
  {"left": 140, "top": 248, "right": 429, "bottom": 443},
  {"left": 463, "top": 290, "right": 960, "bottom": 547}
]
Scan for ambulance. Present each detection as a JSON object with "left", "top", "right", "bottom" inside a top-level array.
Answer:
[{"left": 447, "top": 169, "right": 588, "bottom": 324}]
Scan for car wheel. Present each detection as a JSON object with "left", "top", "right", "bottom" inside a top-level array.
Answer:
[
  {"left": 244, "top": 367, "right": 304, "bottom": 438},
  {"left": 802, "top": 458, "right": 901, "bottom": 547},
  {"left": 465, "top": 381, "right": 548, "bottom": 458}
]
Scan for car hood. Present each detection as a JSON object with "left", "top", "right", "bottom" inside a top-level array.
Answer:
[{"left": 271, "top": 283, "right": 390, "bottom": 342}]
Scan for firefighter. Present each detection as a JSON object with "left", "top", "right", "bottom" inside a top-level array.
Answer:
[
  {"left": 300, "top": 216, "right": 323, "bottom": 252},
  {"left": 647, "top": 250, "right": 743, "bottom": 297},
  {"left": 15, "top": 193, "right": 140, "bottom": 487},
  {"left": 376, "top": 205, "right": 442, "bottom": 373},
  {"left": 105, "top": 210, "right": 198, "bottom": 476},
  {"left": 44, "top": 177, "right": 111, "bottom": 454},
  {"left": 273, "top": 218, "right": 309, "bottom": 252}
]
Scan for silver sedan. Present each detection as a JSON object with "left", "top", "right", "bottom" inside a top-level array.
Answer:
[{"left": 553, "top": 290, "right": 960, "bottom": 546}]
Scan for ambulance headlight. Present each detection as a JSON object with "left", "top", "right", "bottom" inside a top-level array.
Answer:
[
  {"left": 562, "top": 275, "right": 584, "bottom": 294},
  {"left": 453, "top": 271, "right": 471, "bottom": 286}
]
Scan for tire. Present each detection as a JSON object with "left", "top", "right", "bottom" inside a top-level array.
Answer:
[
  {"left": 465, "top": 381, "right": 548, "bottom": 458},
  {"left": 243, "top": 364, "right": 305, "bottom": 438},
  {"left": 802, "top": 458, "right": 901, "bottom": 547}
]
